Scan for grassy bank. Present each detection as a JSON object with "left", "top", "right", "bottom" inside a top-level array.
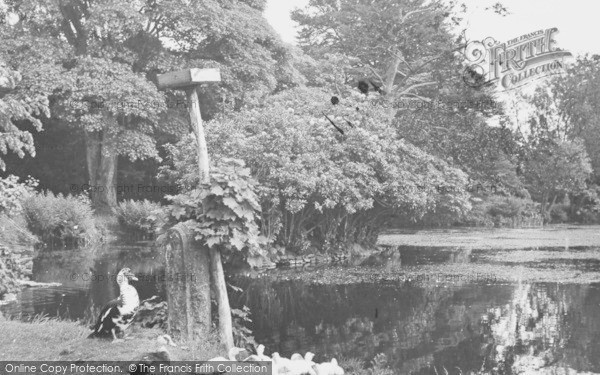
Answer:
[
  {"left": 0, "top": 317, "right": 383, "bottom": 375},
  {"left": 0, "top": 316, "right": 222, "bottom": 361}
]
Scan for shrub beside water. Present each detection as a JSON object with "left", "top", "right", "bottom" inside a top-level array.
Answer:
[
  {"left": 463, "top": 195, "right": 542, "bottom": 227},
  {"left": 114, "top": 199, "right": 165, "bottom": 238},
  {"left": 22, "top": 192, "right": 97, "bottom": 248}
]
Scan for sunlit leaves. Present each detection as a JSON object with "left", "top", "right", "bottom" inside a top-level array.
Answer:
[{"left": 0, "top": 63, "right": 49, "bottom": 170}]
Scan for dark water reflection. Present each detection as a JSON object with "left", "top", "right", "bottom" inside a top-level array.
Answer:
[
  {"left": 232, "top": 277, "right": 600, "bottom": 374},
  {"left": 2, "top": 244, "right": 600, "bottom": 374},
  {"left": 1, "top": 244, "right": 164, "bottom": 321}
]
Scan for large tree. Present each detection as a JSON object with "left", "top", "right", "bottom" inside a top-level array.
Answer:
[
  {"left": 521, "top": 136, "right": 592, "bottom": 219},
  {"left": 528, "top": 55, "right": 600, "bottom": 178},
  {"left": 292, "top": 0, "right": 461, "bottom": 97},
  {"left": 292, "top": 0, "right": 521, "bottom": 197},
  {"left": 523, "top": 55, "right": 600, "bottom": 220},
  {"left": 0, "top": 0, "right": 303, "bottom": 212}
]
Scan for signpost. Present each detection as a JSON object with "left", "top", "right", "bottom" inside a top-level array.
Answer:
[{"left": 158, "top": 68, "right": 234, "bottom": 349}]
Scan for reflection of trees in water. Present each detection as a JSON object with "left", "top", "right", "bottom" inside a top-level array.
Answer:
[
  {"left": 484, "top": 283, "right": 600, "bottom": 374},
  {"left": 231, "top": 277, "right": 508, "bottom": 374},
  {"left": 13, "top": 244, "right": 165, "bottom": 321},
  {"left": 32, "top": 249, "right": 96, "bottom": 287},
  {"left": 232, "top": 275, "right": 600, "bottom": 375}
]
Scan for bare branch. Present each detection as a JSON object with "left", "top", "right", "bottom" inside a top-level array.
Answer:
[
  {"left": 367, "top": 65, "right": 385, "bottom": 83},
  {"left": 399, "top": 7, "right": 433, "bottom": 24},
  {"left": 395, "top": 81, "right": 437, "bottom": 96}
]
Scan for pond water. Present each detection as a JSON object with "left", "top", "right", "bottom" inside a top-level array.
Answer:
[{"left": 3, "top": 241, "right": 600, "bottom": 374}]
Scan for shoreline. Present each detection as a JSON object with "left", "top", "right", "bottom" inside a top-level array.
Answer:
[{"left": 379, "top": 225, "right": 600, "bottom": 249}]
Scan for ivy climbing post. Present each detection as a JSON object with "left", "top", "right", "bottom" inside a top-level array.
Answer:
[{"left": 158, "top": 68, "right": 234, "bottom": 349}]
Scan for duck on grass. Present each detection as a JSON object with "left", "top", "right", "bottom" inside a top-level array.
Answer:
[{"left": 88, "top": 267, "right": 140, "bottom": 341}]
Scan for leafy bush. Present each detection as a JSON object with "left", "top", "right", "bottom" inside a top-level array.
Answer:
[
  {"left": 340, "top": 353, "right": 394, "bottom": 375},
  {"left": 161, "top": 87, "right": 471, "bottom": 253},
  {"left": 0, "top": 175, "right": 37, "bottom": 217},
  {"left": 114, "top": 199, "right": 165, "bottom": 237},
  {"left": 164, "top": 158, "right": 267, "bottom": 265},
  {"left": 550, "top": 204, "right": 570, "bottom": 223},
  {"left": 22, "top": 192, "right": 97, "bottom": 248},
  {"left": 231, "top": 305, "right": 256, "bottom": 348},
  {"left": 461, "top": 195, "right": 542, "bottom": 227},
  {"left": 134, "top": 297, "right": 167, "bottom": 329},
  {"left": 0, "top": 245, "right": 25, "bottom": 298}
]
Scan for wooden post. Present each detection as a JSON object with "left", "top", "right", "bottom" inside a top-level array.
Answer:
[
  {"left": 158, "top": 68, "right": 234, "bottom": 349},
  {"left": 186, "top": 87, "right": 210, "bottom": 182},
  {"left": 210, "top": 247, "right": 235, "bottom": 349}
]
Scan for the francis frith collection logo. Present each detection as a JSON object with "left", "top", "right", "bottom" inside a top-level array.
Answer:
[{"left": 462, "top": 27, "right": 572, "bottom": 90}]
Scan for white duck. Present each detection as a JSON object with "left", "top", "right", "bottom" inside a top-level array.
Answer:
[
  {"left": 314, "top": 359, "right": 344, "bottom": 375},
  {"left": 304, "top": 352, "right": 315, "bottom": 365},
  {"left": 244, "top": 344, "right": 271, "bottom": 361},
  {"left": 208, "top": 347, "right": 246, "bottom": 362},
  {"left": 272, "top": 353, "right": 293, "bottom": 374},
  {"left": 243, "top": 345, "right": 277, "bottom": 375},
  {"left": 257, "top": 345, "right": 272, "bottom": 361},
  {"left": 289, "top": 353, "right": 317, "bottom": 375}
]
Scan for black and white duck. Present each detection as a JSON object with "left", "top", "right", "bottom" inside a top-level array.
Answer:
[{"left": 88, "top": 267, "right": 140, "bottom": 341}]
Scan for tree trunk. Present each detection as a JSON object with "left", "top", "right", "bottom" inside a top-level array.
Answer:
[
  {"left": 383, "top": 50, "right": 403, "bottom": 95},
  {"left": 548, "top": 194, "right": 559, "bottom": 215},
  {"left": 540, "top": 191, "right": 550, "bottom": 222},
  {"left": 85, "top": 130, "right": 117, "bottom": 214}
]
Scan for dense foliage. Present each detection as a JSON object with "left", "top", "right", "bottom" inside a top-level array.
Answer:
[
  {"left": 528, "top": 56, "right": 600, "bottom": 177},
  {"left": 162, "top": 157, "right": 266, "bottom": 262},
  {"left": 0, "top": 62, "right": 49, "bottom": 171},
  {"left": 115, "top": 199, "right": 165, "bottom": 237},
  {"left": 22, "top": 192, "right": 97, "bottom": 248},
  {"left": 0, "top": 0, "right": 304, "bottom": 212},
  {"left": 0, "top": 174, "right": 37, "bottom": 216},
  {"left": 162, "top": 87, "right": 471, "bottom": 253},
  {"left": 292, "top": 0, "right": 460, "bottom": 97},
  {"left": 0, "top": 245, "right": 25, "bottom": 298},
  {"left": 521, "top": 137, "right": 592, "bottom": 220},
  {"left": 1, "top": 0, "right": 597, "bottom": 247},
  {"left": 525, "top": 56, "right": 600, "bottom": 222}
]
